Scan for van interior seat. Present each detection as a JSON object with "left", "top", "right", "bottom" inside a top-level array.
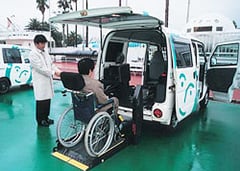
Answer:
[
  {"left": 148, "top": 51, "right": 167, "bottom": 103},
  {"left": 103, "top": 63, "right": 132, "bottom": 107},
  {"left": 115, "top": 52, "right": 125, "bottom": 64},
  {"left": 149, "top": 51, "right": 166, "bottom": 82}
]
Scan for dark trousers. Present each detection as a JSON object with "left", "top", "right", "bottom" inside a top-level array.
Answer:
[{"left": 36, "top": 99, "right": 51, "bottom": 123}]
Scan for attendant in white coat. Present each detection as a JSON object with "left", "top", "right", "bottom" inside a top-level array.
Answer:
[{"left": 29, "top": 34, "right": 61, "bottom": 127}]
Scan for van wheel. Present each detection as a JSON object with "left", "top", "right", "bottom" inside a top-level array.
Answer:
[
  {"left": 0, "top": 78, "right": 10, "bottom": 94},
  {"left": 200, "top": 89, "right": 209, "bottom": 109}
]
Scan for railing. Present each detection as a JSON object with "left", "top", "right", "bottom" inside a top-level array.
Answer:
[{"left": 188, "top": 31, "right": 240, "bottom": 56}]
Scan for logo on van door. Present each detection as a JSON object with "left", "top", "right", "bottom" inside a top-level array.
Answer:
[
  {"left": 5, "top": 63, "right": 32, "bottom": 85},
  {"left": 178, "top": 73, "right": 197, "bottom": 116}
]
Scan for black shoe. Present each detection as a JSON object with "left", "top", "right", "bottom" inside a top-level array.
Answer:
[
  {"left": 38, "top": 120, "right": 50, "bottom": 127},
  {"left": 47, "top": 118, "right": 54, "bottom": 125}
]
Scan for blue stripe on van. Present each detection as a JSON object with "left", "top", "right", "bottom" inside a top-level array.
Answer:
[{"left": 170, "top": 34, "right": 177, "bottom": 69}]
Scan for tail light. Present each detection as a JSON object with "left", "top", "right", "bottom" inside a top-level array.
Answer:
[{"left": 153, "top": 108, "right": 163, "bottom": 118}]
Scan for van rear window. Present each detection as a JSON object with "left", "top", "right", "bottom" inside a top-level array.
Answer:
[{"left": 2, "top": 48, "right": 22, "bottom": 63}]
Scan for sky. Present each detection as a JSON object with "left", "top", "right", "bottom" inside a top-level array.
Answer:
[{"left": 0, "top": 0, "right": 240, "bottom": 32}]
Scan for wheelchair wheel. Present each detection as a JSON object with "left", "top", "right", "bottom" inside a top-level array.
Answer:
[
  {"left": 57, "top": 105, "right": 85, "bottom": 148},
  {"left": 84, "top": 111, "right": 114, "bottom": 157}
]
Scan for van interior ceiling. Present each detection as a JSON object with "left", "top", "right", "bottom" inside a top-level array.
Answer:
[
  {"left": 112, "top": 29, "right": 166, "bottom": 45},
  {"left": 104, "top": 29, "right": 167, "bottom": 63}
]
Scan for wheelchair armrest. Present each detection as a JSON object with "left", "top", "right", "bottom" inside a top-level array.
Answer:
[{"left": 96, "top": 98, "right": 114, "bottom": 109}]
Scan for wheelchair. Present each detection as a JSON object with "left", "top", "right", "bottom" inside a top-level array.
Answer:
[{"left": 57, "top": 72, "right": 124, "bottom": 157}]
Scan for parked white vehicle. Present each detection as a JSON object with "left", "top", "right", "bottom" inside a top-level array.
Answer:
[
  {"left": 50, "top": 6, "right": 209, "bottom": 127},
  {"left": 0, "top": 44, "right": 32, "bottom": 93}
]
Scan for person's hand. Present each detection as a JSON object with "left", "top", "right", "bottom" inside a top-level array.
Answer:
[{"left": 55, "top": 69, "right": 62, "bottom": 77}]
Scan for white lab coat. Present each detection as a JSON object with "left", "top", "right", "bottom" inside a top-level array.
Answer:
[{"left": 29, "top": 47, "right": 58, "bottom": 101}]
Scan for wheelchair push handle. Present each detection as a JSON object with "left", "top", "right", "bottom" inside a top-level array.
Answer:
[
  {"left": 61, "top": 89, "right": 67, "bottom": 96},
  {"left": 61, "top": 89, "right": 80, "bottom": 96}
]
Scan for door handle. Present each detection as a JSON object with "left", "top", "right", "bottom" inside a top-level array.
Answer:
[{"left": 193, "top": 71, "right": 198, "bottom": 79}]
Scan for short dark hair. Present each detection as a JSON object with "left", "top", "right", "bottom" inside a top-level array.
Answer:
[
  {"left": 78, "top": 58, "right": 95, "bottom": 75},
  {"left": 34, "top": 34, "right": 48, "bottom": 44}
]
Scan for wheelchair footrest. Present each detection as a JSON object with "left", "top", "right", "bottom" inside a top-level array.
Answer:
[{"left": 52, "top": 136, "right": 128, "bottom": 171}]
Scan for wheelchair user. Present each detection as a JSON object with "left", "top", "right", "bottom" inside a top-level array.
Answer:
[{"left": 77, "top": 58, "right": 119, "bottom": 114}]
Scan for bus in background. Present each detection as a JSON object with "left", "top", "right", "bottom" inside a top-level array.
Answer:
[{"left": 0, "top": 44, "right": 32, "bottom": 94}]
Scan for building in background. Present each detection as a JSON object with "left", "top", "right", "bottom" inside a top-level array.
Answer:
[
  {"left": 0, "top": 28, "right": 52, "bottom": 48},
  {"left": 0, "top": 17, "right": 53, "bottom": 49},
  {"left": 185, "top": 13, "right": 240, "bottom": 56}
]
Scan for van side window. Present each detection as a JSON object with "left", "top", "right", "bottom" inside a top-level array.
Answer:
[
  {"left": 174, "top": 42, "right": 193, "bottom": 68},
  {"left": 2, "top": 48, "right": 22, "bottom": 63},
  {"left": 197, "top": 44, "right": 206, "bottom": 64},
  {"left": 210, "top": 43, "right": 239, "bottom": 66},
  {"left": 19, "top": 48, "right": 31, "bottom": 63}
]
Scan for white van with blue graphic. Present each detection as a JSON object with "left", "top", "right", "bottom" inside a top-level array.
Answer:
[
  {"left": 50, "top": 7, "right": 209, "bottom": 128},
  {"left": 0, "top": 44, "right": 32, "bottom": 93}
]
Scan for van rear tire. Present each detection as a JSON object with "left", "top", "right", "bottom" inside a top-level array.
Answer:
[{"left": 0, "top": 78, "right": 10, "bottom": 94}]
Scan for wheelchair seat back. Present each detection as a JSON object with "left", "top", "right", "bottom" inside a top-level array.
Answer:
[
  {"left": 72, "top": 92, "right": 95, "bottom": 123},
  {"left": 60, "top": 72, "right": 85, "bottom": 91}
]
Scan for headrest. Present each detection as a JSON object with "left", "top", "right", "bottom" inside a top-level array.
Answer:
[
  {"left": 153, "top": 51, "right": 163, "bottom": 59},
  {"left": 60, "top": 72, "right": 85, "bottom": 91},
  {"left": 116, "top": 53, "right": 125, "bottom": 64}
]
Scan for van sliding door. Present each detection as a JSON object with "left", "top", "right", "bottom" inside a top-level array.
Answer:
[{"left": 170, "top": 35, "right": 198, "bottom": 122}]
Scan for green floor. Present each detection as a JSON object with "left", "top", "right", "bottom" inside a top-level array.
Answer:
[{"left": 1, "top": 81, "right": 240, "bottom": 171}]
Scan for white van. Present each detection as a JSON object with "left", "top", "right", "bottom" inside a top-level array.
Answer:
[
  {"left": 0, "top": 44, "right": 32, "bottom": 93},
  {"left": 50, "top": 7, "right": 209, "bottom": 127}
]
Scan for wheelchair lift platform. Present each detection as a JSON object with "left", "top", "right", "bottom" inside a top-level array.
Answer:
[
  {"left": 53, "top": 73, "right": 143, "bottom": 170},
  {"left": 52, "top": 134, "right": 129, "bottom": 170}
]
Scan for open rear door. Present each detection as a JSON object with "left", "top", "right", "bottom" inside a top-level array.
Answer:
[
  {"left": 49, "top": 6, "right": 162, "bottom": 29},
  {"left": 206, "top": 41, "right": 240, "bottom": 102}
]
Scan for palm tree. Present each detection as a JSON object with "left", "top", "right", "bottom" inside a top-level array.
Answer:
[
  {"left": 25, "top": 18, "right": 42, "bottom": 30},
  {"left": 57, "top": 0, "right": 71, "bottom": 12},
  {"left": 57, "top": 0, "right": 72, "bottom": 46},
  {"left": 71, "top": 0, "right": 78, "bottom": 47},
  {"left": 70, "top": 0, "right": 89, "bottom": 47},
  {"left": 36, "top": 0, "right": 49, "bottom": 24},
  {"left": 25, "top": 18, "right": 63, "bottom": 47},
  {"left": 26, "top": 19, "right": 49, "bottom": 31},
  {"left": 65, "top": 31, "right": 83, "bottom": 46},
  {"left": 70, "top": 0, "right": 77, "bottom": 9}
]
